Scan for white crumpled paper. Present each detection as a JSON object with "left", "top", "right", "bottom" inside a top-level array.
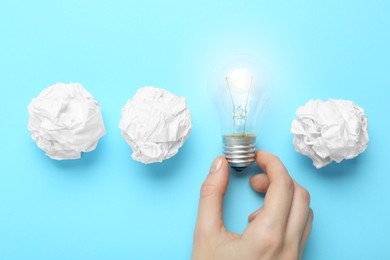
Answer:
[
  {"left": 119, "top": 86, "right": 192, "bottom": 164},
  {"left": 28, "top": 83, "right": 106, "bottom": 160},
  {"left": 291, "top": 99, "right": 369, "bottom": 169}
]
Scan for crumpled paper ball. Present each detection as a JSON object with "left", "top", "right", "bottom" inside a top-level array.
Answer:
[
  {"left": 28, "top": 83, "right": 106, "bottom": 160},
  {"left": 119, "top": 86, "right": 192, "bottom": 164},
  {"left": 291, "top": 99, "right": 369, "bottom": 169}
]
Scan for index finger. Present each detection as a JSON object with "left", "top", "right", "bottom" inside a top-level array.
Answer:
[{"left": 251, "top": 150, "right": 294, "bottom": 229}]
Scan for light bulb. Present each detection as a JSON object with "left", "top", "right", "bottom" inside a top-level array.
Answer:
[{"left": 211, "top": 55, "right": 269, "bottom": 172}]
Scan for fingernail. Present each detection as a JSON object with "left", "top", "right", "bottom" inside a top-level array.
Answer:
[{"left": 210, "top": 157, "right": 223, "bottom": 173}]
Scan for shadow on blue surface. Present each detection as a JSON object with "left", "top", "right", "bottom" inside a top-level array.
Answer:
[
  {"left": 296, "top": 151, "right": 366, "bottom": 180},
  {"left": 124, "top": 135, "right": 195, "bottom": 181},
  {"left": 318, "top": 157, "right": 362, "bottom": 176},
  {"left": 27, "top": 135, "right": 108, "bottom": 173}
]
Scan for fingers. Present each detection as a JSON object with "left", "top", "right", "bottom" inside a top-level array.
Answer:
[
  {"left": 247, "top": 150, "right": 313, "bottom": 257},
  {"left": 196, "top": 156, "right": 229, "bottom": 233},
  {"left": 251, "top": 150, "right": 294, "bottom": 229},
  {"left": 248, "top": 208, "right": 261, "bottom": 222},
  {"left": 250, "top": 174, "right": 270, "bottom": 193},
  {"left": 298, "top": 209, "right": 314, "bottom": 259},
  {"left": 248, "top": 174, "right": 269, "bottom": 222},
  {"left": 285, "top": 182, "right": 311, "bottom": 246}
]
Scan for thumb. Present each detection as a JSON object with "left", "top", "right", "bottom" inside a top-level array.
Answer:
[{"left": 196, "top": 156, "right": 229, "bottom": 233}]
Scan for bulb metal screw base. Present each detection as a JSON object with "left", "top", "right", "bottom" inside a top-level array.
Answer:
[{"left": 223, "top": 135, "right": 256, "bottom": 172}]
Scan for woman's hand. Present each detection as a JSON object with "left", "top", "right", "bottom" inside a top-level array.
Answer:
[{"left": 192, "top": 150, "right": 313, "bottom": 260}]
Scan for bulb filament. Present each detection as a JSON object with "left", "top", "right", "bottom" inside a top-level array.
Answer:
[{"left": 225, "top": 74, "right": 253, "bottom": 136}]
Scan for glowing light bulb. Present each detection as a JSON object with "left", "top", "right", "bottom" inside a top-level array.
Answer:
[{"left": 212, "top": 55, "right": 269, "bottom": 172}]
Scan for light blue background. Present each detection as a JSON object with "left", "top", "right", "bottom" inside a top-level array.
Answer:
[{"left": 1, "top": 0, "right": 389, "bottom": 259}]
